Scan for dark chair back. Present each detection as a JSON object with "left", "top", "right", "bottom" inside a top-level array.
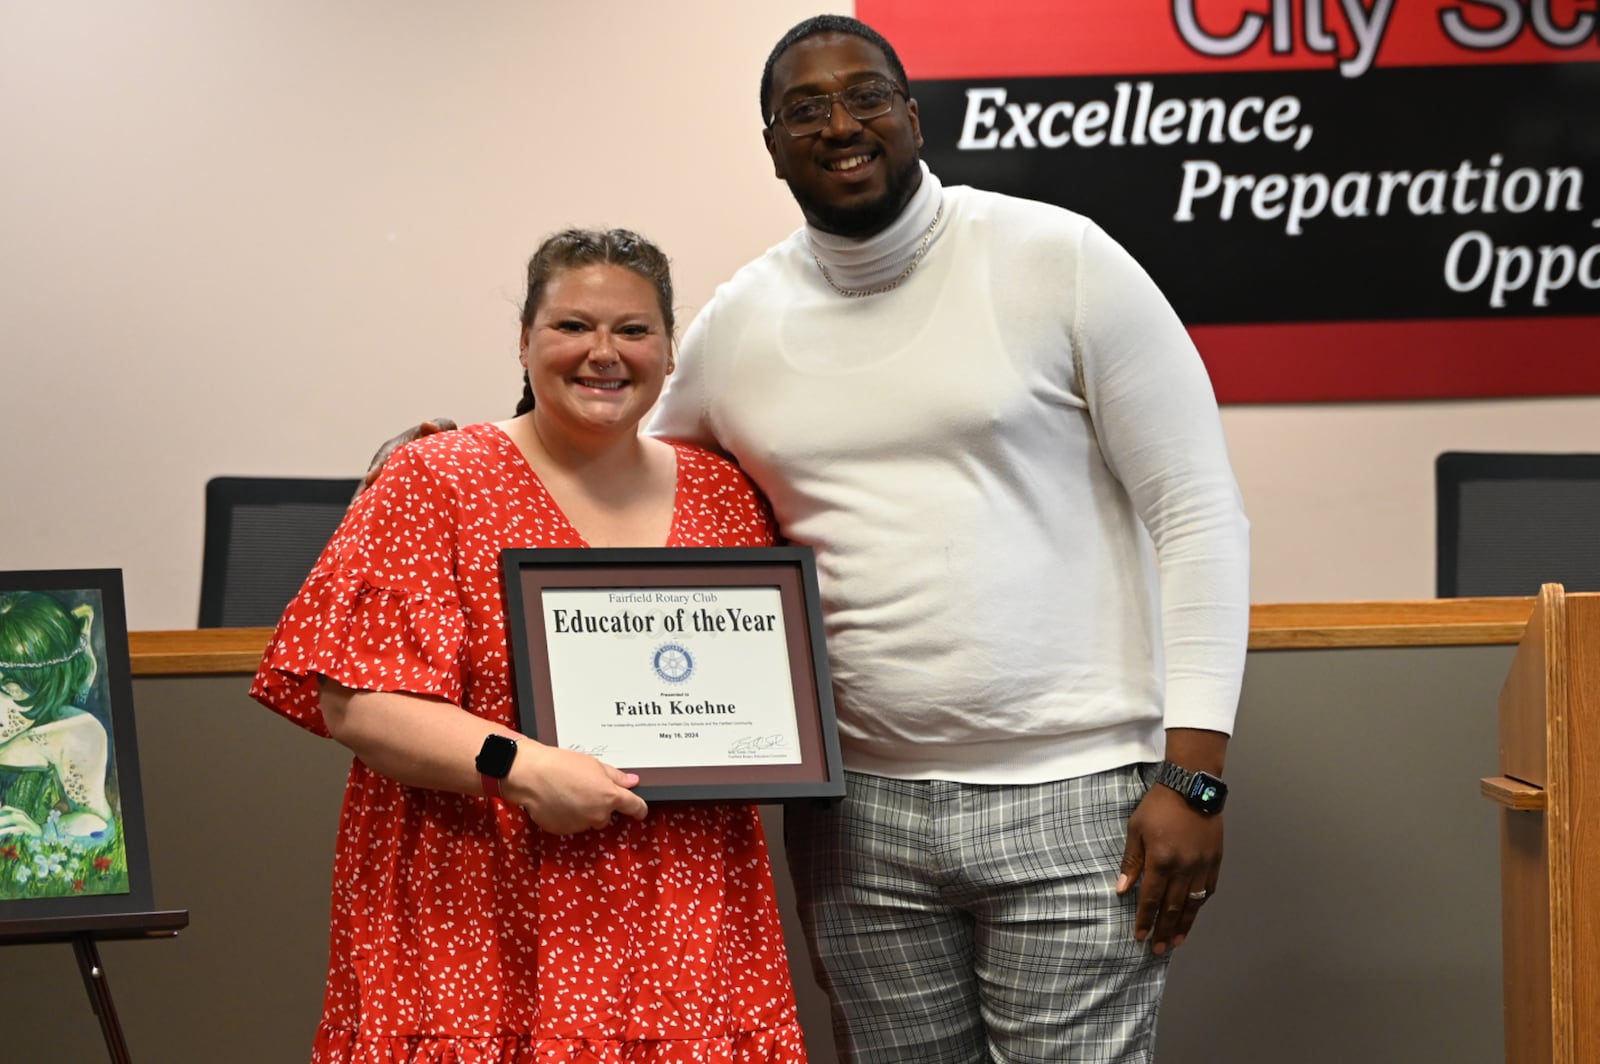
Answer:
[
  {"left": 198, "top": 476, "right": 360, "bottom": 627},
  {"left": 1435, "top": 451, "right": 1600, "bottom": 597}
]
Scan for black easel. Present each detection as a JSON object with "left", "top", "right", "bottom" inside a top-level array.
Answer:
[{"left": 2, "top": 909, "right": 189, "bottom": 1062}]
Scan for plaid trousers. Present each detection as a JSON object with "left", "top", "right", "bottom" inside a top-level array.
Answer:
[{"left": 784, "top": 766, "right": 1169, "bottom": 1063}]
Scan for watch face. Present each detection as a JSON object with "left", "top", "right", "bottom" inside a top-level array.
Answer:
[
  {"left": 475, "top": 734, "right": 518, "bottom": 778},
  {"left": 1186, "top": 772, "right": 1227, "bottom": 814}
]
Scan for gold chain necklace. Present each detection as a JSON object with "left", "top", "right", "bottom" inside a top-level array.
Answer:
[{"left": 813, "top": 202, "right": 944, "bottom": 298}]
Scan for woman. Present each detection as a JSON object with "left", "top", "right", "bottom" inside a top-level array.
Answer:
[{"left": 252, "top": 229, "right": 807, "bottom": 1061}]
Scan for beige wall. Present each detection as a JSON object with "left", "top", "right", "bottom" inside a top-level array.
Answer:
[{"left": 3, "top": 1, "right": 1597, "bottom": 628}]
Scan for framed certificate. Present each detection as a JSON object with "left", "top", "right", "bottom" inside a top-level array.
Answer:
[{"left": 501, "top": 546, "right": 845, "bottom": 803}]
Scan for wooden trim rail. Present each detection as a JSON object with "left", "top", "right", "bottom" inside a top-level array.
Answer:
[
  {"left": 130, "top": 597, "right": 1536, "bottom": 677},
  {"left": 130, "top": 628, "right": 277, "bottom": 677},
  {"left": 1247, "top": 596, "right": 1533, "bottom": 650}
]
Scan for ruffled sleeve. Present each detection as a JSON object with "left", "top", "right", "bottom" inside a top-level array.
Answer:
[{"left": 249, "top": 442, "right": 469, "bottom": 737}]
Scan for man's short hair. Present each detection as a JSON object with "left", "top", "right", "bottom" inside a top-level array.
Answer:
[{"left": 759, "top": 15, "right": 911, "bottom": 121}]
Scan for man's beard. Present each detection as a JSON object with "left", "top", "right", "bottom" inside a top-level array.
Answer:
[{"left": 788, "top": 154, "right": 922, "bottom": 239}]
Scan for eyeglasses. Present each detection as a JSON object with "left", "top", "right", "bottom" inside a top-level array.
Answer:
[{"left": 769, "top": 79, "right": 905, "bottom": 137}]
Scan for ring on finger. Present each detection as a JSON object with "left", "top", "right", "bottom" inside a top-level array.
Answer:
[{"left": 1188, "top": 889, "right": 1209, "bottom": 901}]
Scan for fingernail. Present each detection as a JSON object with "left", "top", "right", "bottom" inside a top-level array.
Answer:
[{"left": 1115, "top": 874, "right": 1129, "bottom": 893}]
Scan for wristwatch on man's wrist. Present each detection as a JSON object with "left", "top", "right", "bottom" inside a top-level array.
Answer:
[
  {"left": 1154, "top": 760, "right": 1228, "bottom": 815},
  {"left": 476, "top": 734, "right": 519, "bottom": 799}
]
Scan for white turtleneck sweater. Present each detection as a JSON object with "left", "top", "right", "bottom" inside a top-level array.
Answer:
[{"left": 649, "top": 166, "right": 1250, "bottom": 784}]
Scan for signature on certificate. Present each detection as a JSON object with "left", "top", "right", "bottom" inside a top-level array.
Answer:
[
  {"left": 728, "top": 734, "right": 789, "bottom": 757},
  {"left": 565, "top": 743, "right": 612, "bottom": 758}
]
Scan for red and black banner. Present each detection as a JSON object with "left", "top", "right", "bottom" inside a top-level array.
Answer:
[{"left": 859, "top": 0, "right": 1600, "bottom": 402}]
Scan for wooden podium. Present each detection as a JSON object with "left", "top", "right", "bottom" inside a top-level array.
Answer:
[{"left": 1481, "top": 585, "right": 1600, "bottom": 1064}]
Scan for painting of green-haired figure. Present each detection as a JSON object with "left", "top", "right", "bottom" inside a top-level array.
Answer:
[{"left": 0, "top": 588, "right": 130, "bottom": 901}]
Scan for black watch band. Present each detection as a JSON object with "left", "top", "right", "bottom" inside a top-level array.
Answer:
[
  {"left": 475, "top": 734, "right": 519, "bottom": 800},
  {"left": 1154, "top": 760, "right": 1228, "bottom": 815}
]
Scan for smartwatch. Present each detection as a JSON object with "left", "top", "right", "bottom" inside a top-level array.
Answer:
[
  {"left": 475, "top": 734, "right": 519, "bottom": 799},
  {"left": 1154, "top": 760, "right": 1228, "bottom": 815}
]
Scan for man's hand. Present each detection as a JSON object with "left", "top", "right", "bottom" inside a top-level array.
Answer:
[
  {"left": 360, "top": 418, "right": 459, "bottom": 492},
  {"left": 1116, "top": 784, "right": 1223, "bottom": 954}
]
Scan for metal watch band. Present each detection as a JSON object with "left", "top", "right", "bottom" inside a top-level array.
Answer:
[
  {"left": 1155, "top": 759, "right": 1198, "bottom": 795},
  {"left": 1154, "top": 759, "right": 1227, "bottom": 815}
]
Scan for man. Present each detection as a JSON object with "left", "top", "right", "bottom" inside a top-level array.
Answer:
[
  {"left": 374, "top": 14, "right": 1247, "bottom": 1062},
  {"left": 646, "top": 15, "right": 1249, "bottom": 1064}
]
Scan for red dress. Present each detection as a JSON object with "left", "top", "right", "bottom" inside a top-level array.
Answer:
[{"left": 251, "top": 424, "right": 808, "bottom": 1063}]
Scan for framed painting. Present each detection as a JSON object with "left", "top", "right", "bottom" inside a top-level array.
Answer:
[{"left": 0, "top": 569, "right": 159, "bottom": 925}]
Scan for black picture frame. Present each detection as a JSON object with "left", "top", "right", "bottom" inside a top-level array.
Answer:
[
  {"left": 0, "top": 569, "right": 160, "bottom": 925},
  {"left": 502, "top": 546, "right": 845, "bottom": 803}
]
